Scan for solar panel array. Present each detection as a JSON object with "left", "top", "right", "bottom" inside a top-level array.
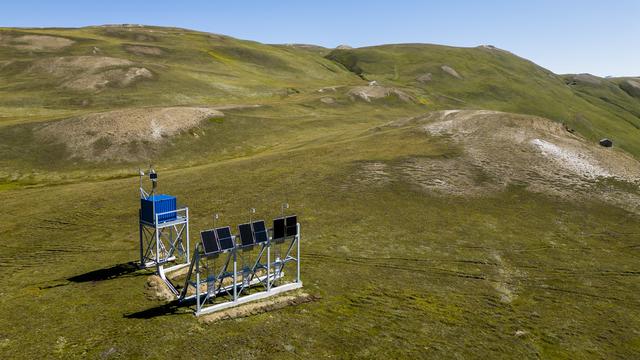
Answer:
[
  {"left": 253, "top": 221, "right": 269, "bottom": 244},
  {"left": 273, "top": 215, "right": 297, "bottom": 241},
  {"left": 285, "top": 215, "right": 298, "bottom": 237},
  {"left": 238, "top": 220, "right": 269, "bottom": 247},
  {"left": 201, "top": 230, "right": 220, "bottom": 255},
  {"left": 216, "top": 227, "right": 234, "bottom": 251},
  {"left": 201, "top": 216, "right": 298, "bottom": 255},
  {"left": 273, "top": 217, "right": 285, "bottom": 240},
  {"left": 238, "top": 223, "right": 254, "bottom": 247}
]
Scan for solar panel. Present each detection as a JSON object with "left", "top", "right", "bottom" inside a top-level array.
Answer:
[
  {"left": 252, "top": 220, "right": 269, "bottom": 244},
  {"left": 285, "top": 215, "right": 298, "bottom": 237},
  {"left": 201, "top": 230, "right": 220, "bottom": 255},
  {"left": 273, "top": 217, "right": 285, "bottom": 240},
  {"left": 238, "top": 223, "right": 254, "bottom": 247},
  {"left": 216, "top": 226, "right": 235, "bottom": 251}
]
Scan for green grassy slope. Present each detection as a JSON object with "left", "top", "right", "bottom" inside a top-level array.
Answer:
[
  {"left": 1, "top": 26, "right": 640, "bottom": 359},
  {"left": 1, "top": 119, "right": 639, "bottom": 358},
  {"left": 326, "top": 44, "right": 640, "bottom": 157},
  {"left": 0, "top": 26, "right": 361, "bottom": 125}
]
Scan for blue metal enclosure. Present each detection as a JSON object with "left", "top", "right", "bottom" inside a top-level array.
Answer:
[{"left": 141, "top": 194, "right": 177, "bottom": 224}]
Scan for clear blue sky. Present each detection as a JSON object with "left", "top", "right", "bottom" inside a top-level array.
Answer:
[{"left": 1, "top": 0, "right": 638, "bottom": 76}]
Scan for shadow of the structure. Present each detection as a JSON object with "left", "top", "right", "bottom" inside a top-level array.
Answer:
[
  {"left": 67, "top": 261, "right": 142, "bottom": 283},
  {"left": 124, "top": 299, "right": 192, "bottom": 319}
]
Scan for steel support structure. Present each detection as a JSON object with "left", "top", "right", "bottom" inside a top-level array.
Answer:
[
  {"left": 179, "top": 224, "right": 302, "bottom": 316},
  {"left": 139, "top": 208, "right": 191, "bottom": 295}
]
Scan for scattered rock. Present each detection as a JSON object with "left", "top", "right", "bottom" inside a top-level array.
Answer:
[
  {"left": 368, "top": 80, "right": 379, "bottom": 86},
  {"left": 441, "top": 65, "right": 462, "bottom": 79},
  {"left": 336, "top": 44, "right": 353, "bottom": 49},
  {"left": 320, "top": 96, "right": 336, "bottom": 105},
  {"left": 566, "top": 73, "right": 602, "bottom": 86},
  {"left": 145, "top": 275, "right": 176, "bottom": 302},
  {"left": 416, "top": 73, "right": 432, "bottom": 83},
  {"left": 599, "top": 138, "right": 613, "bottom": 147},
  {"left": 563, "top": 122, "right": 575, "bottom": 133},
  {"left": 318, "top": 86, "right": 339, "bottom": 93},
  {"left": 515, "top": 330, "right": 528, "bottom": 337},
  {"left": 347, "top": 86, "right": 414, "bottom": 103}
]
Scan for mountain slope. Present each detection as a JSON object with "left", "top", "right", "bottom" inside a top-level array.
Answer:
[{"left": 326, "top": 44, "right": 640, "bottom": 156}]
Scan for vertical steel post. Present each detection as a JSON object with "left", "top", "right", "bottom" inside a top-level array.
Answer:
[
  {"left": 267, "top": 241, "right": 271, "bottom": 292},
  {"left": 139, "top": 217, "right": 144, "bottom": 266},
  {"left": 196, "top": 253, "right": 200, "bottom": 314},
  {"left": 155, "top": 214, "right": 160, "bottom": 265},
  {"left": 185, "top": 208, "right": 190, "bottom": 264},
  {"left": 296, "top": 223, "right": 301, "bottom": 283},
  {"left": 233, "top": 250, "right": 237, "bottom": 301}
]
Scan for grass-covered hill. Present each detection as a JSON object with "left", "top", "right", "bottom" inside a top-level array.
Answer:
[
  {"left": 327, "top": 44, "right": 640, "bottom": 156},
  {"left": 1, "top": 26, "right": 639, "bottom": 183},
  {"left": 1, "top": 25, "right": 640, "bottom": 358}
]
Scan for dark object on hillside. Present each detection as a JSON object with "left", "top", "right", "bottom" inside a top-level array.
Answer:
[
  {"left": 563, "top": 123, "right": 575, "bottom": 133},
  {"left": 599, "top": 138, "right": 613, "bottom": 147}
]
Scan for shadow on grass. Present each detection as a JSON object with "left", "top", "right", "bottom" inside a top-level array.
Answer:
[
  {"left": 67, "top": 261, "right": 142, "bottom": 283},
  {"left": 124, "top": 299, "right": 193, "bottom": 319},
  {"left": 39, "top": 261, "right": 146, "bottom": 290}
]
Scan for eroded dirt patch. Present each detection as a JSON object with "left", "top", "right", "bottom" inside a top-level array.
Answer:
[
  {"left": 124, "top": 44, "right": 165, "bottom": 56},
  {"left": 348, "top": 84, "right": 413, "bottom": 103},
  {"left": 29, "top": 56, "right": 153, "bottom": 91},
  {"left": 381, "top": 110, "right": 640, "bottom": 210},
  {"left": 36, "top": 106, "right": 224, "bottom": 161},
  {"left": 0, "top": 34, "right": 75, "bottom": 51},
  {"left": 145, "top": 275, "right": 176, "bottom": 302},
  {"left": 199, "top": 292, "right": 319, "bottom": 324}
]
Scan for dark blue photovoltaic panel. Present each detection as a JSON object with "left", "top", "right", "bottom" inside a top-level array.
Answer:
[
  {"left": 201, "top": 230, "right": 220, "bottom": 255},
  {"left": 238, "top": 223, "right": 254, "bottom": 247},
  {"left": 252, "top": 220, "right": 268, "bottom": 244},
  {"left": 273, "top": 217, "right": 285, "bottom": 240},
  {"left": 252, "top": 220, "right": 266, "bottom": 233},
  {"left": 216, "top": 226, "right": 235, "bottom": 251},
  {"left": 285, "top": 215, "right": 298, "bottom": 237}
]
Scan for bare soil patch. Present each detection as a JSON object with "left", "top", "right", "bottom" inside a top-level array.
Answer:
[
  {"left": 385, "top": 110, "right": 640, "bottom": 210},
  {"left": 620, "top": 79, "right": 640, "bottom": 98},
  {"left": 0, "top": 34, "right": 74, "bottom": 51},
  {"left": 29, "top": 56, "right": 153, "bottom": 91},
  {"left": 145, "top": 275, "right": 176, "bottom": 302},
  {"left": 199, "top": 292, "right": 319, "bottom": 324},
  {"left": 36, "top": 106, "right": 224, "bottom": 161},
  {"left": 441, "top": 65, "right": 462, "bottom": 79},
  {"left": 348, "top": 84, "right": 413, "bottom": 103},
  {"left": 123, "top": 45, "right": 165, "bottom": 56}
]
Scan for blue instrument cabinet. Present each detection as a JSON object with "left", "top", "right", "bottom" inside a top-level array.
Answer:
[{"left": 141, "top": 194, "right": 177, "bottom": 224}]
